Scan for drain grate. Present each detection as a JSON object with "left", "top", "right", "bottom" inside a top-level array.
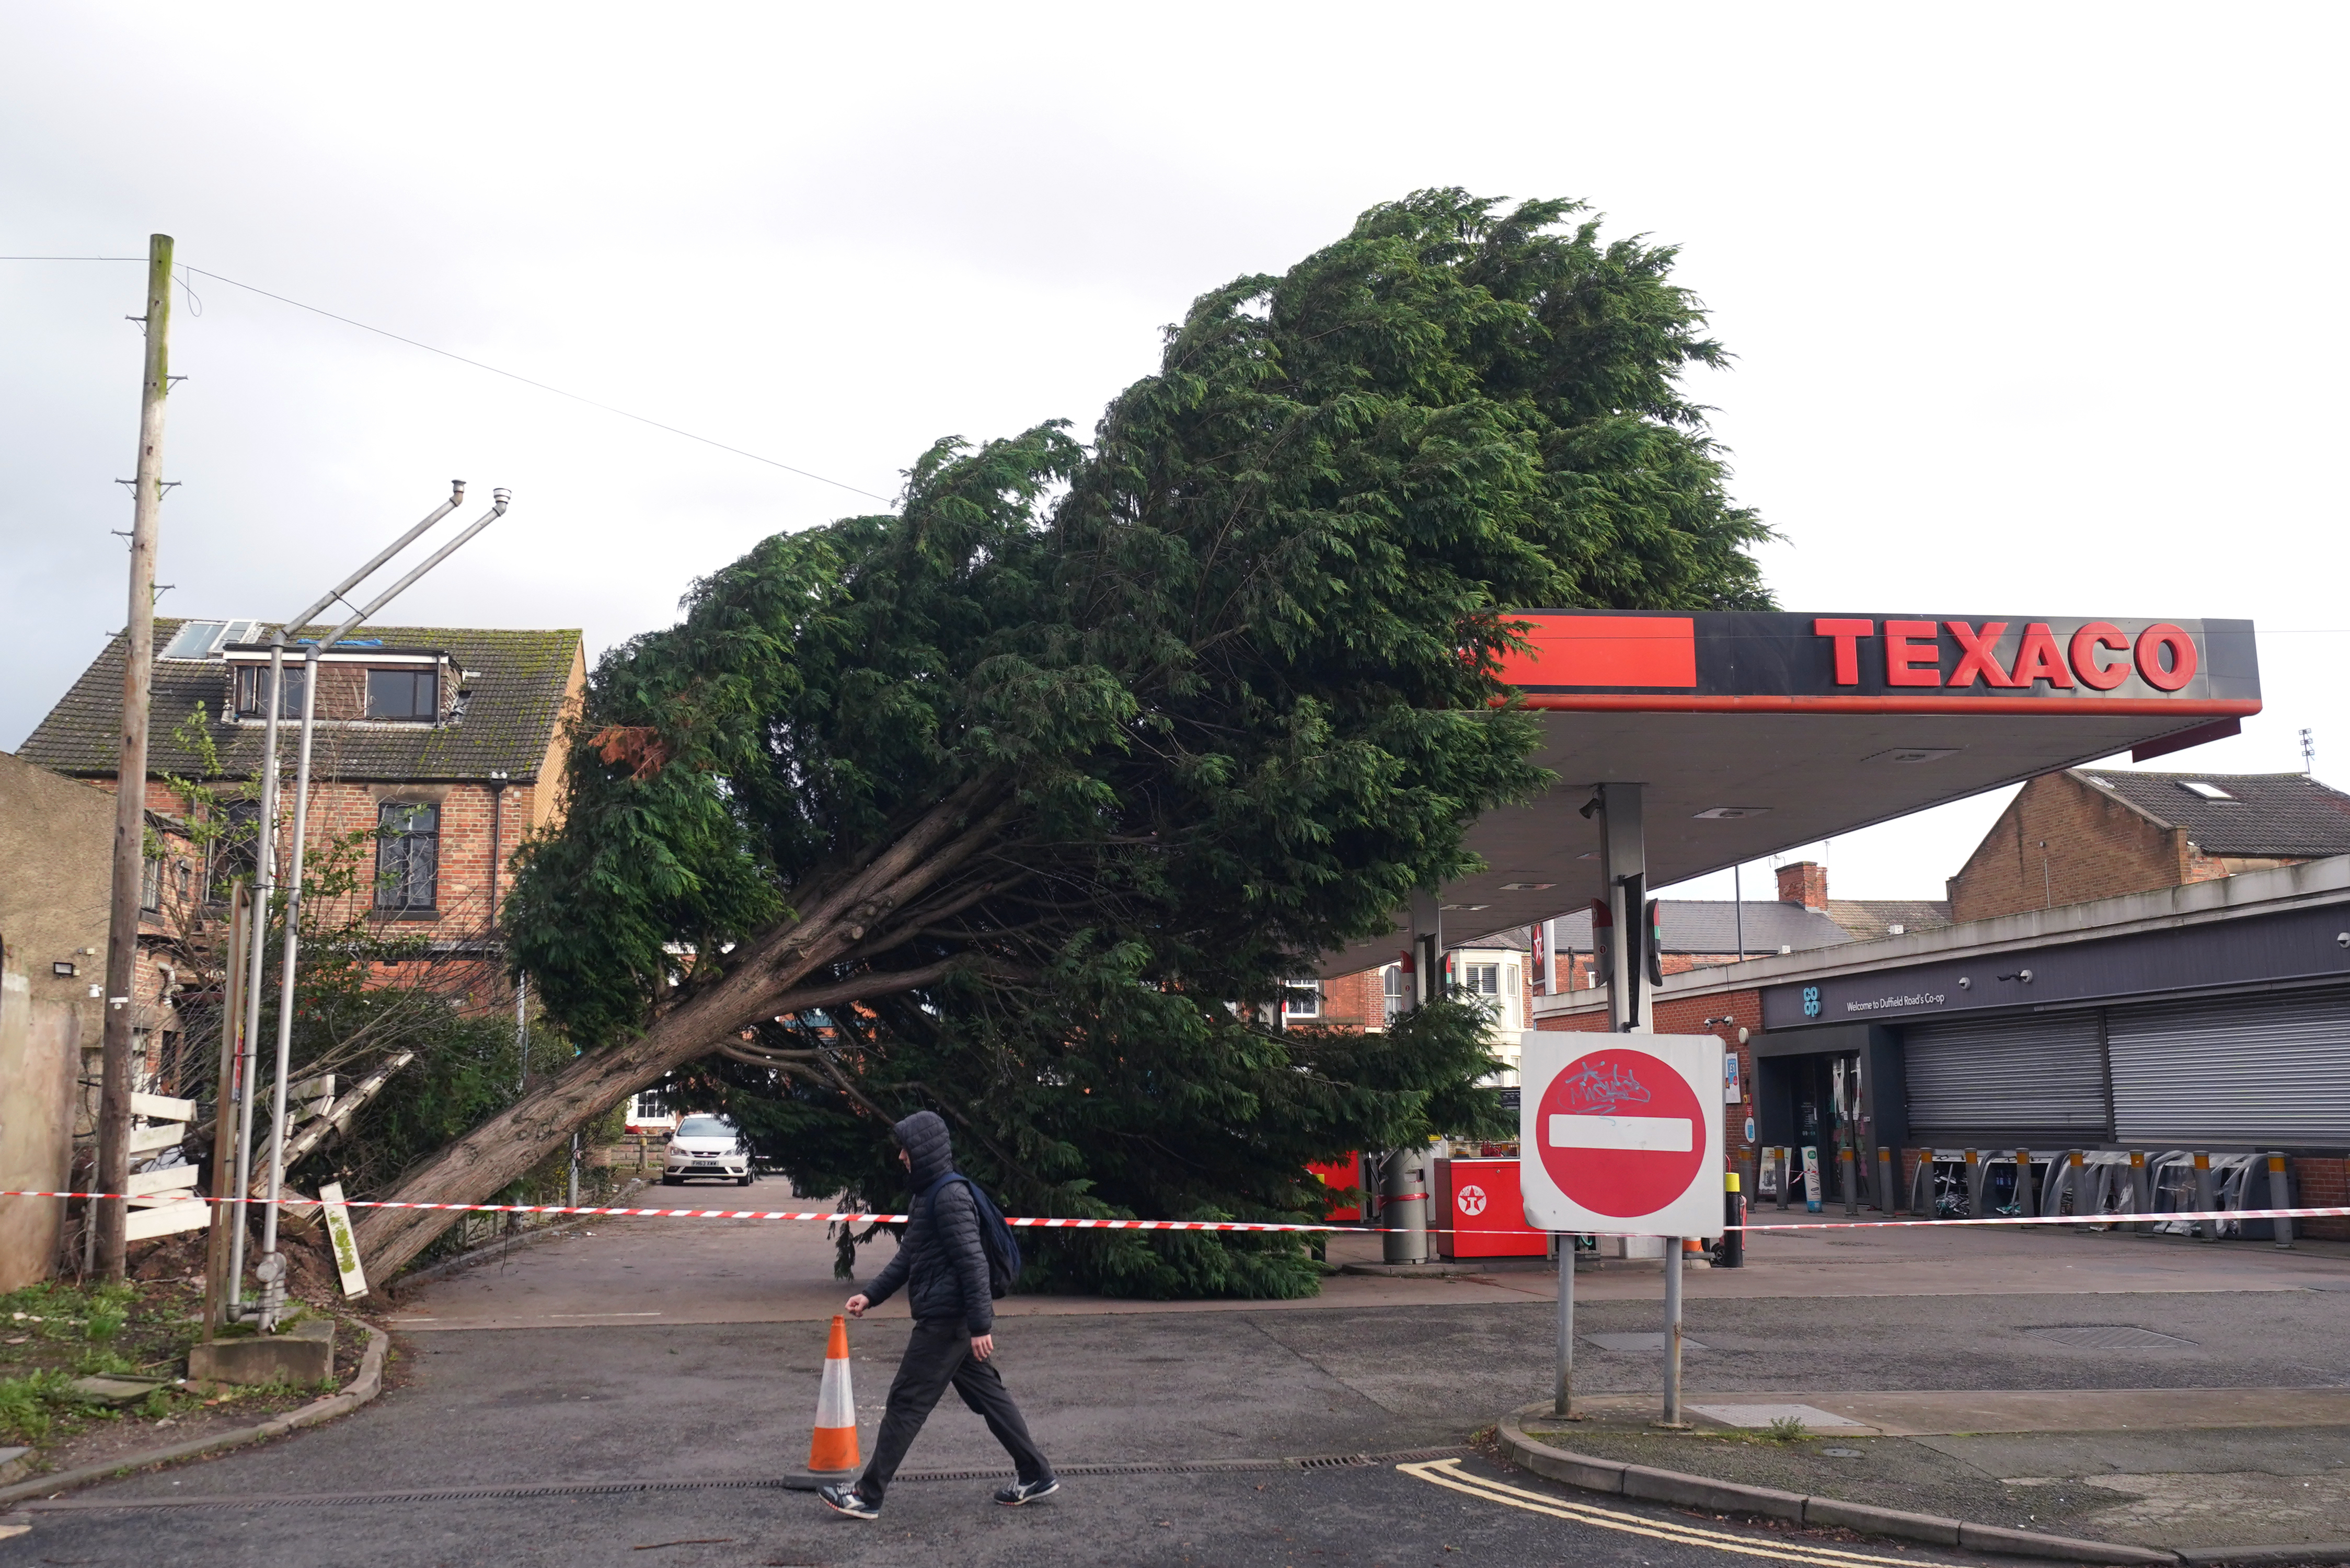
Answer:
[
  {"left": 2024, "top": 1324, "right": 2196, "bottom": 1350},
  {"left": 23, "top": 1446, "right": 1472, "bottom": 1513}
]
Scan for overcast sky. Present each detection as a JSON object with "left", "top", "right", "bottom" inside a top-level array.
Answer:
[{"left": 6, "top": 4, "right": 2345, "bottom": 903}]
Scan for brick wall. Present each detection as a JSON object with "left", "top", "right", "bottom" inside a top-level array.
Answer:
[
  {"left": 103, "top": 773, "right": 535, "bottom": 954},
  {"left": 2293, "top": 1156, "right": 2349, "bottom": 1242},
  {"left": 1317, "top": 966, "right": 1386, "bottom": 1030},
  {"left": 1949, "top": 773, "right": 2190, "bottom": 922}
]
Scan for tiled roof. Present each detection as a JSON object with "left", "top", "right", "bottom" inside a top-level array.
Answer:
[
  {"left": 19, "top": 618, "right": 582, "bottom": 785},
  {"left": 1549, "top": 900, "right": 1853, "bottom": 956},
  {"left": 1452, "top": 925, "right": 1531, "bottom": 952},
  {"left": 2072, "top": 769, "right": 2350, "bottom": 858},
  {"left": 1825, "top": 898, "right": 1953, "bottom": 941}
]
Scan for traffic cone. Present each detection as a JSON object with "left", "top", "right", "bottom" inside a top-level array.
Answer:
[{"left": 808, "top": 1315, "right": 859, "bottom": 1473}]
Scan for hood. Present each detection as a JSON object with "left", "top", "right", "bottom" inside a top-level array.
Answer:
[{"left": 894, "top": 1110, "right": 954, "bottom": 1186}]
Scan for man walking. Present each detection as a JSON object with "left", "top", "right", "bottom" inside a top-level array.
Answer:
[{"left": 819, "top": 1111, "right": 1056, "bottom": 1520}]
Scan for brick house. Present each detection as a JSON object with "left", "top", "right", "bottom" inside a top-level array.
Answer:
[
  {"left": 1948, "top": 768, "right": 2350, "bottom": 923},
  {"left": 17, "top": 616, "right": 586, "bottom": 1085},
  {"left": 1298, "top": 930, "right": 1535, "bottom": 1083}
]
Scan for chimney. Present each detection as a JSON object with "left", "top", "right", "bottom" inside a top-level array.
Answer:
[{"left": 1776, "top": 860, "right": 1827, "bottom": 910}]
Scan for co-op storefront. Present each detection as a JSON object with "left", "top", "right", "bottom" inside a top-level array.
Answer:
[{"left": 1639, "top": 856, "right": 2350, "bottom": 1229}]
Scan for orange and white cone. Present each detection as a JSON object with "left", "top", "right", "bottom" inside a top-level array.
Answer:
[{"left": 808, "top": 1315, "right": 859, "bottom": 1473}]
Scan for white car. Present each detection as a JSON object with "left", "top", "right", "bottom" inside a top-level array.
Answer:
[{"left": 661, "top": 1114, "right": 756, "bottom": 1186}]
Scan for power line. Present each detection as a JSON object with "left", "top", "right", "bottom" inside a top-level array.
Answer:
[
  {"left": 182, "top": 266, "right": 893, "bottom": 503},
  {"left": 3, "top": 253, "right": 893, "bottom": 503}
]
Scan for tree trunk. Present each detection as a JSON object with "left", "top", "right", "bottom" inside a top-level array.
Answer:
[{"left": 352, "top": 785, "right": 1011, "bottom": 1279}]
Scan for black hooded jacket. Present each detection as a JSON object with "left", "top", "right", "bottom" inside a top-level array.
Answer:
[{"left": 861, "top": 1111, "right": 993, "bottom": 1335}]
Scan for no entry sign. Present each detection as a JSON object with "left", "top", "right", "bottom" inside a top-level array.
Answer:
[{"left": 1519, "top": 1034, "right": 1725, "bottom": 1237}]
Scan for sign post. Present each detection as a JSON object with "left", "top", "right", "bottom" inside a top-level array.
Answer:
[{"left": 1522, "top": 1033, "right": 1725, "bottom": 1425}]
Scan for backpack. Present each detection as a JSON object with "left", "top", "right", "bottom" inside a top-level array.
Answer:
[{"left": 921, "top": 1172, "right": 1022, "bottom": 1300}]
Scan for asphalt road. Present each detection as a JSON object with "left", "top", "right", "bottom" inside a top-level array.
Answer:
[
  {"left": 2, "top": 1452, "right": 1991, "bottom": 1568},
  {"left": 14, "top": 1281, "right": 2350, "bottom": 1566}
]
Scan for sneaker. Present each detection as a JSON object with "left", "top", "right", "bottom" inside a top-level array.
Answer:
[
  {"left": 994, "top": 1476, "right": 1060, "bottom": 1506},
  {"left": 819, "top": 1482, "right": 879, "bottom": 1520}
]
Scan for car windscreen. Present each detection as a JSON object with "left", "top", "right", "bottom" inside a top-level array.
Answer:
[{"left": 675, "top": 1116, "right": 734, "bottom": 1139}]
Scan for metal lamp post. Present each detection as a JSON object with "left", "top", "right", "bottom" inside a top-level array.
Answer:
[{"left": 230, "top": 484, "right": 511, "bottom": 1327}]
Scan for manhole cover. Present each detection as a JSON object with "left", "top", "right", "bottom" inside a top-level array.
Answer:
[
  {"left": 1585, "top": 1332, "right": 1710, "bottom": 1353},
  {"left": 2024, "top": 1325, "right": 2196, "bottom": 1350},
  {"left": 1822, "top": 1448, "right": 1864, "bottom": 1458}
]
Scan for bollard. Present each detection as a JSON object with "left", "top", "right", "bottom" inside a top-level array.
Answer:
[
  {"left": 1382, "top": 1148, "right": 1430, "bottom": 1263},
  {"left": 1879, "top": 1146, "right": 1898, "bottom": 1215},
  {"left": 1840, "top": 1146, "right": 1859, "bottom": 1217},
  {"left": 1773, "top": 1147, "right": 1790, "bottom": 1213},
  {"left": 1964, "top": 1149, "right": 1986, "bottom": 1217},
  {"left": 2269, "top": 1153, "right": 2295, "bottom": 1249},
  {"left": 2066, "top": 1150, "right": 2086, "bottom": 1228},
  {"left": 2128, "top": 1150, "right": 2151, "bottom": 1233},
  {"left": 1720, "top": 1173, "right": 1745, "bottom": 1269},
  {"left": 2015, "top": 1149, "right": 2036, "bottom": 1220},
  {"left": 2193, "top": 1151, "right": 2216, "bottom": 1241}
]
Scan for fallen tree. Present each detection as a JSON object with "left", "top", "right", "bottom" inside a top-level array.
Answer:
[{"left": 353, "top": 190, "right": 1773, "bottom": 1280}]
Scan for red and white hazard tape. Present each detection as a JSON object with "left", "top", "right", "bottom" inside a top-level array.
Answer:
[
  {"left": 3, "top": 1188, "right": 2345, "bottom": 1235},
  {"left": 1734, "top": 1205, "right": 2349, "bottom": 1231},
  {"left": 0, "top": 1189, "right": 1362, "bottom": 1232}
]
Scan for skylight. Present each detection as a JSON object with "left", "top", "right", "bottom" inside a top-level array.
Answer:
[
  {"left": 2178, "top": 780, "right": 2234, "bottom": 800},
  {"left": 159, "top": 619, "right": 262, "bottom": 661}
]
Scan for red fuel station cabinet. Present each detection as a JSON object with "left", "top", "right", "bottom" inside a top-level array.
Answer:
[
  {"left": 1307, "top": 1156, "right": 1362, "bottom": 1223},
  {"left": 1433, "top": 1157, "right": 1549, "bottom": 1259}
]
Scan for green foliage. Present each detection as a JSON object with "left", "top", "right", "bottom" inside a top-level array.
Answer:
[
  {"left": 510, "top": 191, "right": 1772, "bottom": 1296},
  {"left": 0, "top": 1371, "right": 68, "bottom": 1444},
  {"left": 305, "top": 1001, "right": 572, "bottom": 1198}
]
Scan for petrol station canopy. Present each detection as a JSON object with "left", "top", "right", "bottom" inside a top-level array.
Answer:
[{"left": 1318, "top": 610, "right": 2260, "bottom": 977}]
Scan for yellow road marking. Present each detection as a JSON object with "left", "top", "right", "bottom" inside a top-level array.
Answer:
[{"left": 1397, "top": 1459, "right": 1960, "bottom": 1568}]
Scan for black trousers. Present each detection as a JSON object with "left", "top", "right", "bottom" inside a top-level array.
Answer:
[{"left": 858, "top": 1319, "right": 1049, "bottom": 1503}]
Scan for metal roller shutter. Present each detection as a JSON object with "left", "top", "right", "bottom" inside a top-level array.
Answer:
[
  {"left": 2107, "top": 986, "right": 2350, "bottom": 1146},
  {"left": 1902, "top": 1011, "right": 2109, "bottom": 1139}
]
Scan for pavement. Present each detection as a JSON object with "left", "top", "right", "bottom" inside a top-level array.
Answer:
[{"left": 4, "top": 1179, "right": 2346, "bottom": 1564}]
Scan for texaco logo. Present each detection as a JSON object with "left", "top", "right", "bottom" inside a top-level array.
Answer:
[{"left": 1456, "top": 1184, "right": 1488, "bottom": 1217}]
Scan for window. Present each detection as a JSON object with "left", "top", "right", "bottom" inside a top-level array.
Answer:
[
  {"left": 162, "top": 621, "right": 226, "bottom": 661},
  {"left": 1282, "top": 978, "right": 1322, "bottom": 1019},
  {"left": 206, "top": 801, "right": 261, "bottom": 901},
  {"left": 2178, "top": 780, "right": 2235, "bottom": 801},
  {"left": 366, "top": 667, "right": 437, "bottom": 721},
  {"left": 161, "top": 619, "right": 261, "bottom": 661},
  {"left": 235, "top": 664, "right": 308, "bottom": 718},
  {"left": 141, "top": 854, "right": 161, "bottom": 913},
  {"left": 1464, "top": 963, "right": 1501, "bottom": 996},
  {"left": 375, "top": 802, "right": 440, "bottom": 912}
]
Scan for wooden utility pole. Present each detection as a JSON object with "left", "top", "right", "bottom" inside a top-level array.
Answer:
[{"left": 95, "top": 233, "right": 174, "bottom": 1281}]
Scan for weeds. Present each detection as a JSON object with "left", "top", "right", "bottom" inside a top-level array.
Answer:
[
  {"left": 1766, "top": 1416, "right": 1810, "bottom": 1443},
  {"left": 0, "top": 1371, "right": 71, "bottom": 1443}
]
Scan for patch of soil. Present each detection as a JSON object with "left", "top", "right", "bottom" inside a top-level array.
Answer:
[{"left": 3, "top": 1219, "right": 387, "bottom": 1488}]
